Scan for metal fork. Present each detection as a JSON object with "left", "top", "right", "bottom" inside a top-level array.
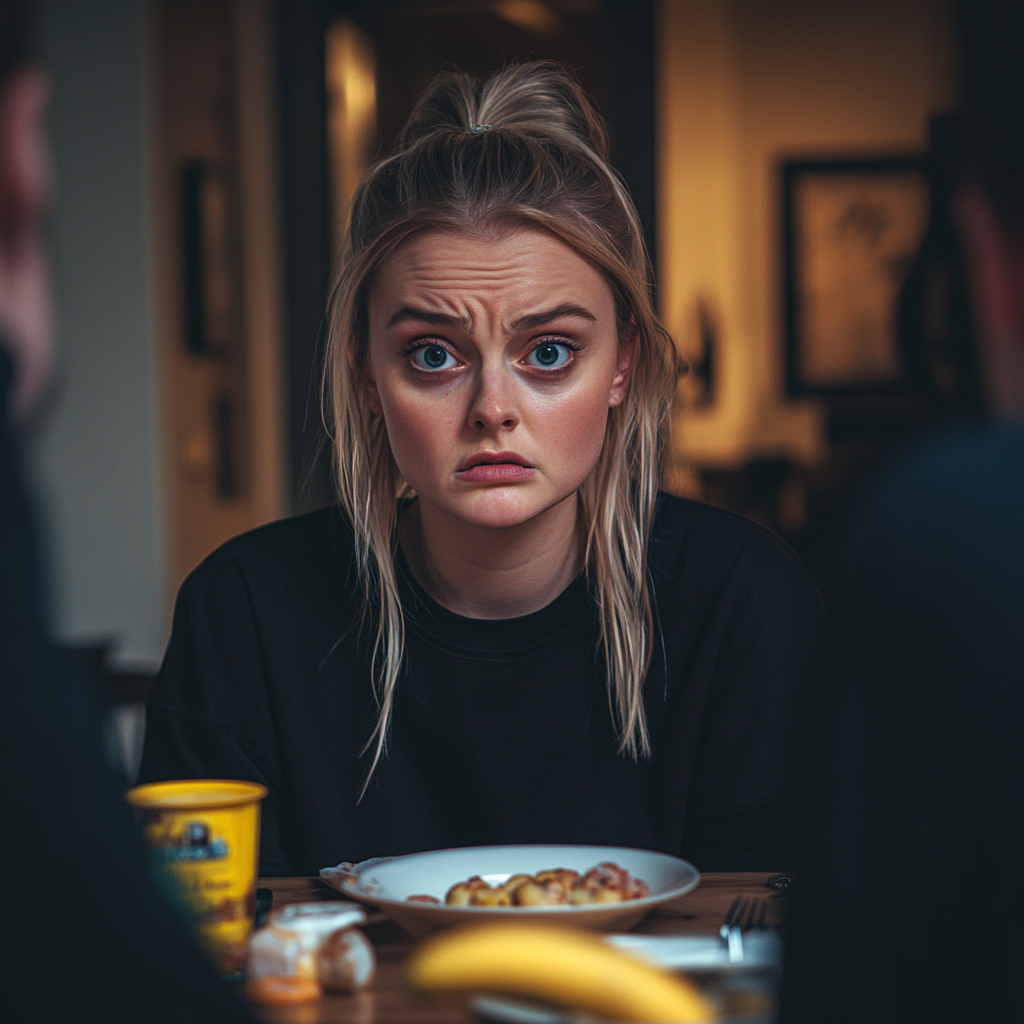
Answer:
[{"left": 719, "top": 895, "right": 769, "bottom": 963}]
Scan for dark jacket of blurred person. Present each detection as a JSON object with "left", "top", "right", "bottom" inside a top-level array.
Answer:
[
  {"left": 781, "top": 2, "right": 1024, "bottom": 1021},
  {"left": 0, "top": 3, "right": 253, "bottom": 1020}
]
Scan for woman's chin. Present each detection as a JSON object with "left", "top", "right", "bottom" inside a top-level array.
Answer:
[{"left": 440, "top": 487, "right": 572, "bottom": 532}]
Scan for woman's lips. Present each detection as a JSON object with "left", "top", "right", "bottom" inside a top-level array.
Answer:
[
  {"left": 456, "top": 463, "right": 536, "bottom": 483},
  {"left": 455, "top": 451, "right": 535, "bottom": 483}
]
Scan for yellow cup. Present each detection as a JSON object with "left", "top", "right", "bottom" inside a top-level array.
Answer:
[{"left": 127, "top": 779, "right": 268, "bottom": 975}]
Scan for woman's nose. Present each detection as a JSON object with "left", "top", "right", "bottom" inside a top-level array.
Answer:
[{"left": 468, "top": 366, "right": 519, "bottom": 434}]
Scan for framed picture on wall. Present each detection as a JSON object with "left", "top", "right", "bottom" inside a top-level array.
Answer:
[{"left": 783, "top": 156, "right": 930, "bottom": 396}]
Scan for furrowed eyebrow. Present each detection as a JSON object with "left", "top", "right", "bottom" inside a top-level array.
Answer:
[
  {"left": 508, "top": 304, "right": 598, "bottom": 331},
  {"left": 385, "top": 306, "right": 472, "bottom": 331},
  {"left": 384, "top": 302, "right": 597, "bottom": 333}
]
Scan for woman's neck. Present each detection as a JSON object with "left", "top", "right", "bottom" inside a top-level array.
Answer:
[{"left": 399, "top": 494, "right": 583, "bottom": 619}]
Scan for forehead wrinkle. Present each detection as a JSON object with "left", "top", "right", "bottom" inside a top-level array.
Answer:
[
  {"left": 381, "top": 269, "right": 516, "bottom": 337},
  {"left": 376, "top": 228, "right": 611, "bottom": 340},
  {"left": 385, "top": 305, "right": 473, "bottom": 332}
]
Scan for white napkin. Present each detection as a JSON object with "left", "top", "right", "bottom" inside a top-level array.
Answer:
[{"left": 606, "top": 931, "right": 782, "bottom": 970}]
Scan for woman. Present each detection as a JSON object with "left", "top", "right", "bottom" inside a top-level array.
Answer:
[{"left": 140, "top": 63, "right": 827, "bottom": 877}]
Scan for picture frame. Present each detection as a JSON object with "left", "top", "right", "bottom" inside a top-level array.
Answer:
[{"left": 783, "top": 156, "right": 930, "bottom": 397}]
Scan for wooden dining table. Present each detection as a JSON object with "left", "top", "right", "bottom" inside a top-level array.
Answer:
[{"left": 251, "top": 873, "right": 786, "bottom": 1024}]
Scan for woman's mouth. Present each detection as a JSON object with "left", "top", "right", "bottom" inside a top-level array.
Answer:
[{"left": 455, "top": 451, "right": 536, "bottom": 483}]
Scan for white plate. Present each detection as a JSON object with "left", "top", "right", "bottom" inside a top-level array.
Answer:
[{"left": 320, "top": 844, "right": 700, "bottom": 937}]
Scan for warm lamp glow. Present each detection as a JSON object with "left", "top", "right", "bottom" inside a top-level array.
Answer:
[
  {"left": 325, "top": 19, "right": 378, "bottom": 247},
  {"left": 495, "top": 1, "right": 562, "bottom": 37}
]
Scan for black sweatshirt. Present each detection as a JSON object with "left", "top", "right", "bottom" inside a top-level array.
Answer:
[{"left": 140, "top": 494, "right": 828, "bottom": 877}]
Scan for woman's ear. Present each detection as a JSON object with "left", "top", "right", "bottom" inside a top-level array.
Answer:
[
  {"left": 361, "top": 355, "right": 383, "bottom": 416},
  {"left": 349, "top": 338, "right": 384, "bottom": 416},
  {"left": 608, "top": 327, "right": 637, "bottom": 408}
]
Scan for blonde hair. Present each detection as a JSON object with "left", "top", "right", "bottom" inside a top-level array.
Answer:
[{"left": 323, "top": 62, "right": 682, "bottom": 794}]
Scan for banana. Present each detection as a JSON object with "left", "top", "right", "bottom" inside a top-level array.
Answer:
[{"left": 407, "top": 923, "right": 715, "bottom": 1023}]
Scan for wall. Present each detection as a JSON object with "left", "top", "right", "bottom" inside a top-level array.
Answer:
[
  {"left": 657, "top": 0, "right": 956, "bottom": 477},
  {"left": 153, "top": 0, "right": 287, "bottom": 603},
  {"left": 32, "top": 0, "right": 164, "bottom": 669}
]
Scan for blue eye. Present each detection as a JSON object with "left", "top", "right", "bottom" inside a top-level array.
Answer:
[
  {"left": 412, "top": 345, "right": 457, "bottom": 371},
  {"left": 527, "top": 342, "right": 572, "bottom": 369}
]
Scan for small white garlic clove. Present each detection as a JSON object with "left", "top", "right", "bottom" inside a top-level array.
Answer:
[{"left": 316, "top": 927, "right": 376, "bottom": 994}]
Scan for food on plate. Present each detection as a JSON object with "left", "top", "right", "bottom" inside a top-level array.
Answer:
[
  {"left": 515, "top": 878, "right": 568, "bottom": 906},
  {"left": 571, "top": 862, "right": 650, "bottom": 904},
  {"left": 407, "top": 922, "right": 714, "bottom": 1023},
  {"left": 405, "top": 862, "right": 650, "bottom": 907},
  {"left": 445, "top": 875, "right": 497, "bottom": 907}
]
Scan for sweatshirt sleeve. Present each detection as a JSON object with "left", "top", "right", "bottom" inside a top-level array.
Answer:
[{"left": 139, "top": 555, "right": 293, "bottom": 876}]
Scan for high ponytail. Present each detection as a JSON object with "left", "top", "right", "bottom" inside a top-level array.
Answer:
[
  {"left": 324, "top": 61, "right": 682, "bottom": 797},
  {"left": 395, "top": 64, "right": 610, "bottom": 158}
]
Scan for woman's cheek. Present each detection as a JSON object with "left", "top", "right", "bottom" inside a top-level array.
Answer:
[
  {"left": 381, "top": 388, "right": 460, "bottom": 489},
  {"left": 534, "top": 388, "right": 610, "bottom": 485}
]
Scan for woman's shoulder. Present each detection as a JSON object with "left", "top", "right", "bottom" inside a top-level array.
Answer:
[
  {"left": 652, "top": 490, "right": 800, "bottom": 556},
  {"left": 184, "top": 505, "right": 357, "bottom": 599},
  {"left": 650, "top": 491, "right": 821, "bottom": 603}
]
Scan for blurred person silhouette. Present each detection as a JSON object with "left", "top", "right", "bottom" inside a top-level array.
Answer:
[
  {"left": 780, "top": 1, "right": 1024, "bottom": 1021},
  {"left": 0, "top": 2, "right": 254, "bottom": 1020}
]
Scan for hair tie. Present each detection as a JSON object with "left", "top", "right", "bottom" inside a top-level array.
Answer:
[{"left": 469, "top": 123, "right": 494, "bottom": 134}]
